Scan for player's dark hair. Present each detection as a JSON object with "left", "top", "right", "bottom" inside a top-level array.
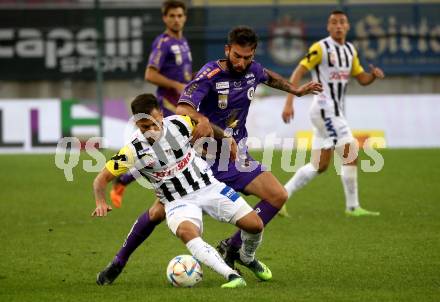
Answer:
[
  {"left": 228, "top": 26, "right": 258, "bottom": 49},
  {"left": 131, "top": 94, "right": 160, "bottom": 115},
  {"left": 162, "top": 0, "right": 187, "bottom": 16},
  {"left": 329, "top": 10, "right": 349, "bottom": 19}
]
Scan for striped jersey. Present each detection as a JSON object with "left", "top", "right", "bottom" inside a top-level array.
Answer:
[
  {"left": 300, "top": 36, "right": 364, "bottom": 116},
  {"left": 105, "top": 115, "right": 216, "bottom": 203}
]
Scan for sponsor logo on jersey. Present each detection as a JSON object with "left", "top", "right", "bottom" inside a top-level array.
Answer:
[
  {"left": 207, "top": 68, "right": 221, "bottom": 78},
  {"left": 153, "top": 151, "right": 192, "bottom": 178},
  {"left": 330, "top": 71, "right": 350, "bottom": 80},
  {"left": 216, "top": 81, "right": 229, "bottom": 90}
]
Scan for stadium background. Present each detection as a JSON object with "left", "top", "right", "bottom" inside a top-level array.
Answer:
[{"left": 1, "top": 1, "right": 439, "bottom": 302}]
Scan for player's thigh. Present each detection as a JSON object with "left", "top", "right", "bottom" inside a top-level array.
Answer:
[
  {"left": 201, "top": 182, "right": 254, "bottom": 226},
  {"left": 243, "top": 171, "right": 287, "bottom": 206},
  {"left": 175, "top": 220, "right": 202, "bottom": 244},
  {"left": 164, "top": 201, "right": 203, "bottom": 236}
]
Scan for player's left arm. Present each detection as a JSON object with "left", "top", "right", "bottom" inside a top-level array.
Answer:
[
  {"left": 352, "top": 49, "right": 385, "bottom": 85},
  {"left": 264, "top": 69, "right": 323, "bottom": 97}
]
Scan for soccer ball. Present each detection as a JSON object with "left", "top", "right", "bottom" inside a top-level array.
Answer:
[{"left": 166, "top": 255, "right": 203, "bottom": 287}]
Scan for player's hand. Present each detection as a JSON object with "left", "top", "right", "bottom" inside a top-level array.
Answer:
[
  {"left": 369, "top": 64, "right": 385, "bottom": 79},
  {"left": 91, "top": 201, "right": 112, "bottom": 217},
  {"left": 192, "top": 117, "right": 214, "bottom": 141},
  {"left": 294, "top": 81, "right": 323, "bottom": 97},
  {"left": 282, "top": 104, "right": 295, "bottom": 124}
]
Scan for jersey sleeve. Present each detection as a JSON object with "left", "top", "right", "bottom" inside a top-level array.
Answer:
[
  {"left": 105, "top": 145, "right": 135, "bottom": 176},
  {"left": 178, "top": 66, "right": 213, "bottom": 109},
  {"left": 147, "top": 37, "right": 169, "bottom": 70},
  {"left": 178, "top": 115, "right": 195, "bottom": 132},
  {"left": 299, "top": 42, "right": 322, "bottom": 70},
  {"left": 351, "top": 47, "right": 365, "bottom": 77}
]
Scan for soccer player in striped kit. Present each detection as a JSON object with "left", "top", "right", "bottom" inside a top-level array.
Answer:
[
  {"left": 282, "top": 10, "right": 384, "bottom": 216},
  {"left": 93, "top": 94, "right": 271, "bottom": 288},
  {"left": 111, "top": 0, "right": 193, "bottom": 207}
]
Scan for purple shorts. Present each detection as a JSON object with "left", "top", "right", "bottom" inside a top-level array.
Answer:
[{"left": 212, "top": 153, "right": 264, "bottom": 194}]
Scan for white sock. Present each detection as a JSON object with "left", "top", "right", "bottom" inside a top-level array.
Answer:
[
  {"left": 285, "top": 163, "right": 318, "bottom": 198},
  {"left": 340, "top": 165, "right": 360, "bottom": 209},
  {"left": 239, "top": 231, "right": 262, "bottom": 265},
  {"left": 186, "top": 237, "right": 237, "bottom": 280}
]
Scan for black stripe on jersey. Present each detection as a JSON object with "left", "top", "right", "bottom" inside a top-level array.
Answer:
[
  {"left": 335, "top": 46, "right": 342, "bottom": 67},
  {"left": 324, "top": 41, "right": 334, "bottom": 67},
  {"left": 315, "top": 65, "right": 321, "bottom": 83},
  {"left": 151, "top": 142, "right": 167, "bottom": 166},
  {"left": 169, "top": 177, "right": 188, "bottom": 197},
  {"left": 170, "top": 119, "right": 190, "bottom": 138},
  {"left": 328, "top": 82, "right": 340, "bottom": 116},
  {"left": 132, "top": 139, "right": 144, "bottom": 159},
  {"left": 345, "top": 42, "right": 353, "bottom": 56},
  {"left": 165, "top": 127, "right": 184, "bottom": 159},
  {"left": 160, "top": 183, "right": 175, "bottom": 201},
  {"left": 343, "top": 48, "right": 350, "bottom": 67},
  {"left": 337, "top": 82, "right": 343, "bottom": 103},
  {"left": 183, "top": 169, "right": 200, "bottom": 191},
  {"left": 191, "top": 161, "right": 211, "bottom": 186}
]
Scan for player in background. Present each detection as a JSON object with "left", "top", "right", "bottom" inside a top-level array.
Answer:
[
  {"left": 95, "top": 26, "right": 322, "bottom": 284},
  {"left": 93, "top": 94, "right": 272, "bottom": 288},
  {"left": 111, "top": 0, "right": 193, "bottom": 208},
  {"left": 282, "top": 10, "right": 384, "bottom": 217}
]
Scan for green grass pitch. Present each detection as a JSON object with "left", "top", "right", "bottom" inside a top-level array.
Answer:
[{"left": 1, "top": 149, "right": 439, "bottom": 302}]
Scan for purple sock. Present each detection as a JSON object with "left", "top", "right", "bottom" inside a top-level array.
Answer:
[
  {"left": 118, "top": 172, "right": 135, "bottom": 185},
  {"left": 114, "top": 210, "right": 159, "bottom": 266},
  {"left": 228, "top": 200, "right": 280, "bottom": 249}
]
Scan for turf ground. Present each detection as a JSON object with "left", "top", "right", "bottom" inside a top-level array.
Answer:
[{"left": 1, "top": 149, "right": 439, "bottom": 302}]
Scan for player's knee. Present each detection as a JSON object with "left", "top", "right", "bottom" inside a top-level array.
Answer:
[{"left": 175, "top": 222, "right": 199, "bottom": 243}]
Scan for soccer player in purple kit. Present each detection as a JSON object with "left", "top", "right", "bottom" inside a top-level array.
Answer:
[
  {"left": 110, "top": 0, "right": 192, "bottom": 208},
  {"left": 176, "top": 26, "right": 322, "bottom": 268},
  {"left": 96, "top": 26, "right": 322, "bottom": 285}
]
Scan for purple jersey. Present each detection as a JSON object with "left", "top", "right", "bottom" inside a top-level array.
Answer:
[
  {"left": 178, "top": 60, "right": 269, "bottom": 143},
  {"left": 148, "top": 33, "right": 192, "bottom": 116}
]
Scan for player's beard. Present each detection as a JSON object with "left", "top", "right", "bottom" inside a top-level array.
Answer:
[{"left": 226, "top": 55, "right": 250, "bottom": 77}]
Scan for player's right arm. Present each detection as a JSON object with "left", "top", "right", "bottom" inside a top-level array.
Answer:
[
  {"left": 282, "top": 42, "right": 322, "bottom": 124},
  {"left": 92, "top": 146, "right": 134, "bottom": 217},
  {"left": 145, "top": 37, "right": 186, "bottom": 94}
]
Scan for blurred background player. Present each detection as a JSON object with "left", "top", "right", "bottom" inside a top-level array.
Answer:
[
  {"left": 111, "top": 0, "right": 193, "bottom": 208},
  {"left": 93, "top": 94, "right": 272, "bottom": 287},
  {"left": 282, "top": 10, "right": 384, "bottom": 217}
]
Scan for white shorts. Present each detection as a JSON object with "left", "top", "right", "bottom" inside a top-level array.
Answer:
[
  {"left": 310, "top": 110, "right": 354, "bottom": 150},
  {"left": 164, "top": 181, "right": 253, "bottom": 235}
]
